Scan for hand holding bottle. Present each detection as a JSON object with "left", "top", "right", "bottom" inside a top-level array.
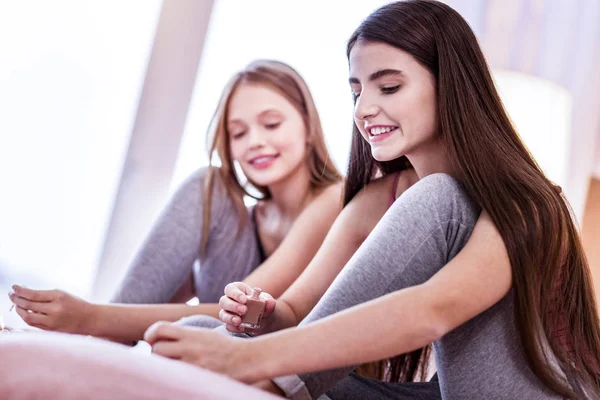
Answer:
[{"left": 219, "top": 282, "right": 275, "bottom": 334}]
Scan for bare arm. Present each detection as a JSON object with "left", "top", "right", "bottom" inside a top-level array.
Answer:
[
  {"left": 240, "top": 182, "right": 344, "bottom": 298},
  {"left": 265, "top": 201, "right": 368, "bottom": 332},
  {"left": 91, "top": 303, "right": 221, "bottom": 341},
  {"left": 257, "top": 176, "right": 397, "bottom": 333},
  {"left": 8, "top": 286, "right": 222, "bottom": 342}
]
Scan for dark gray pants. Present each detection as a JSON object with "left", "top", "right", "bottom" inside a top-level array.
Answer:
[{"left": 327, "top": 373, "right": 440, "bottom": 400}]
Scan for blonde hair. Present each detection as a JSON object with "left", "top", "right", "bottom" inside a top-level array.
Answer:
[{"left": 201, "top": 60, "right": 341, "bottom": 256}]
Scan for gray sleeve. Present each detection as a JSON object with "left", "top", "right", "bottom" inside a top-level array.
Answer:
[
  {"left": 272, "top": 375, "right": 314, "bottom": 400},
  {"left": 111, "top": 167, "right": 225, "bottom": 304}
]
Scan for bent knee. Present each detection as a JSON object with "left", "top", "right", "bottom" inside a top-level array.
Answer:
[{"left": 388, "top": 173, "right": 479, "bottom": 225}]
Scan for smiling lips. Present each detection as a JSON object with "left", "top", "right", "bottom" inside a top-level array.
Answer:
[
  {"left": 248, "top": 154, "right": 279, "bottom": 169},
  {"left": 366, "top": 125, "right": 399, "bottom": 142}
]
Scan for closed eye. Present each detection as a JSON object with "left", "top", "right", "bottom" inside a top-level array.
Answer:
[
  {"left": 381, "top": 85, "right": 401, "bottom": 94},
  {"left": 265, "top": 122, "right": 281, "bottom": 129}
]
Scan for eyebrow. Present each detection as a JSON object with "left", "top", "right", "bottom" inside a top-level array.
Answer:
[
  {"left": 349, "top": 69, "right": 404, "bottom": 84},
  {"left": 258, "top": 109, "right": 282, "bottom": 117},
  {"left": 228, "top": 109, "right": 282, "bottom": 124}
]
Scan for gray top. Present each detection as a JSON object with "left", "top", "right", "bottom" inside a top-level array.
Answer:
[{"left": 111, "top": 167, "right": 263, "bottom": 305}]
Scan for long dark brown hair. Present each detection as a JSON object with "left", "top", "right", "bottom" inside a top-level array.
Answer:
[
  {"left": 345, "top": 1, "right": 600, "bottom": 397},
  {"left": 201, "top": 60, "right": 342, "bottom": 256}
]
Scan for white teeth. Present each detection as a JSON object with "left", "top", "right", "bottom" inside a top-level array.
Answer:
[
  {"left": 369, "top": 126, "right": 395, "bottom": 135},
  {"left": 252, "top": 156, "right": 275, "bottom": 164}
]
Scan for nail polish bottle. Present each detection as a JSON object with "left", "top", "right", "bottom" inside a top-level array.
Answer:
[{"left": 240, "top": 287, "right": 266, "bottom": 329}]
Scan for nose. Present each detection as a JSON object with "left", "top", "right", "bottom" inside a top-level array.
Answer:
[
  {"left": 354, "top": 91, "right": 379, "bottom": 122},
  {"left": 247, "top": 128, "right": 266, "bottom": 149}
]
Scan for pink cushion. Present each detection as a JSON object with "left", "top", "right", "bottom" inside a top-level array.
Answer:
[{"left": 0, "top": 333, "right": 280, "bottom": 400}]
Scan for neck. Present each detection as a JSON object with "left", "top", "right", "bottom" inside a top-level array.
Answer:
[
  {"left": 267, "top": 164, "right": 313, "bottom": 218},
  {"left": 407, "top": 140, "right": 454, "bottom": 180}
]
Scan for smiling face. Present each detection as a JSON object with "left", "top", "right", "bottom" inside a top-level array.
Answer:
[
  {"left": 349, "top": 40, "right": 439, "bottom": 164},
  {"left": 227, "top": 83, "right": 309, "bottom": 187}
]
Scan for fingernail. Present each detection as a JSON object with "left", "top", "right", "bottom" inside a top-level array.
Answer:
[
  {"left": 239, "top": 295, "right": 246, "bottom": 303},
  {"left": 233, "top": 317, "right": 240, "bottom": 325},
  {"left": 238, "top": 305, "right": 246, "bottom": 314}
]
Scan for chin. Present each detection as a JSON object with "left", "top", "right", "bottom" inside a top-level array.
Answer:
[
  {"left": 245, "top": 175, "right": 275, "bottom": 188},
  {"left": 371, "top": 149, "right": 401, "bottom": 163},
  {"left": 245, "top": 170, "right": 286, "bottom": 188}
]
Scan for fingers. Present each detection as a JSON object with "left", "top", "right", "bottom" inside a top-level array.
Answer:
[
  {"left": 151, "top": 340, "right": 185, "bottom": 360},
  {"left": 144, "top": 321, "right": 184, "bottom": 345},
  {"left": 219, "top": 295, "right": 247, "bottom": 315},
  {"left": 259, "top": 291, "right": 274, "bottom": 300},
  {"left": 219, "top": 309, "right": 243, "bottom": 327},
  {"left": 8, "top": 291, "right": 53, "bottom": 315},
  {"left": 263, "top": 298, "right": 276, "bottom": 316},
  {"left": 15, "top": 305, "right": 49, "bottom": 329},
  {"left": 12, "top": 285, "right": 56, "bottom": 302},
  {"left": 225, "top": 323, "right": 247, "bottom": 334},
  {"left": 224, "top": 282, "right": 251, "bottom": 304}
]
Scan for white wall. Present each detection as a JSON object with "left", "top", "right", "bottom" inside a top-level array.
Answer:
[
  {"left": 0, "top": 1, "right": 162, "bottom": 296},
  {"left": 494, "top": 70, "right": 573, "bottom": 188}
]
